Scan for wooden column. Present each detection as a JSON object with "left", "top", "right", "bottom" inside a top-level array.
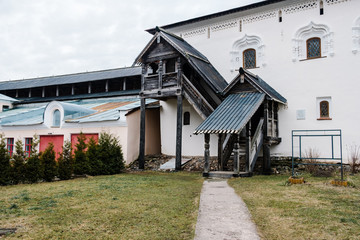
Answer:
[
  {"left": 263, "top": 100, "right": 271, "bottom": 175},
  {"left": 15, "top": 90, "right": 18, "bottom": 98},
  {"left": 204, "top": 133, "right": 210, "bottom": 176},
  {"left": 175, "top": 94, "right": 183, "bottom": 171},
  {"left": 71, "top": 84, "right": 75, "bottom": 95},
  {"left": 245, "top": 121, "right": 251, "bottom": 173},
  {"left": 28, "top": 89, "right": 32, "bottom": 98},
  {"left": 139, "top": 97, "right": 146, "bottom": 170},
  {"left": 158, "top": 60, "right": 163, "bottom": 89},
  {"left": 105, "top": 80, "right": 109, "bottom": 92},
  {"left": 42, "top": 87, "right": 45, "bottom": 98},
  {"left": 88, "top": 82, "right": 92, "bottom": 94},
  {"left": 56, "top": 86, "right": 59, "bottom": 97},
  {"left": 177, "top": 57, "right": 182, "bottom": 87},
  {"left": 233, "top": 134, "right": 240, "bottom": 176},
  {"left": 218, "top": 133, "right": 224, "bottom": 171},
  {"left": 123, "top": 78, "right": 127, "bottom": 91}
]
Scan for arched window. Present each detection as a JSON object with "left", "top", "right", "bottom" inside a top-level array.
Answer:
[
  {"left": 243, "top": 48, "right": 256, "bottom": 69},
  {"left": 279, "top": 10, "right": 282, "bottom": 22},
  {"left": 53, "top": 109, "right": 61, "bottom": 127},
  {"left": 319, "top": 101, "right": 329, "bottom": 118},
  {"left": 307, "top": 37, "right": 321, "bottom": 59},
  {"left": 320, "top": 1, "right": 324, "bottom": 15},
  {"left": 183, "top": 111, "right": 190, "bottom": 125}
]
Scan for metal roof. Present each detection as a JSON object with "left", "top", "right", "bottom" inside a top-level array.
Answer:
[
  {"left": 146, "top": 0, "right": 285, "bottom": 34},
  {"left": 0, "top": 94, "right": 18, "bottom": 102},
  {"left": 0, "top": 67, "right": 141, "bottom": 91},
  {"left": 194, "top": 92, "right": 265, "bottom": 134}
]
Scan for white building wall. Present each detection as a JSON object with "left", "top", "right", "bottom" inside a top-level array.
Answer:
[
  {"left": 165, "top": 0, "right": 360, "bottom": 160},
  {"left": 160, "top": 98, "right": 218, "bottom": 157}
]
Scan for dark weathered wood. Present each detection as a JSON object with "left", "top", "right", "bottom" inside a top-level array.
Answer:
[
  {"left": 204, "top": 133, "right": 210, "bottom": 174},
  {"left": 262, "top": 100, "right": 271, "bottom": 174},
  {"left": 245, "top": 121, "right": 251, "bottom": 172},
  {"left": 139, "top": 98, "right": 146, "bottom": 170},
  {"left": 177, "top": 57, "right": 182, "bottom": 87},
  {"left": 222, "top": 134, "right": 236, "bottom": 169},
  {"left": 141, "top": 65, "right": 146, "bottom": 92},
  {"left": 175, "top": 94, "right": 183, "bottom": 171},
  {"left": 218, "top": 133, "right": 224, "bottom": 170},
  {"left": 233, "top": 134, "right": 240, "bottom": 174},
  {"left": 159, "top": 60, "right": 163, "bottom": 89}
]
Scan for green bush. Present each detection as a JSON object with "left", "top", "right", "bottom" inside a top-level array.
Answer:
[
  {"left": 11, "top": 140, "right": 26, "bottom": 184},
  {"left": 98, "top": 132, "right": 124, "bottom": 175},
  {"left": 87, "top": 137, "right": 102, "bottom": 176},
  {"left": 40, "top": 142, "right": 57, "bottom": 182},
  {"left": 74, "top": 133, "right": 89, "bottom": 175},
  {"left": 0, "top": 135, "right": 11, "bottom": 185},
  {"left": 58, "top": 140, "right": 74, "bottom": 180},
  {"left": 24, "top": 136, "right": 41, "bottom": 183}
]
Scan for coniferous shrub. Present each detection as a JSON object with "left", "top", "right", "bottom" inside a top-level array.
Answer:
[
  {"left": 0, "top": 135, "right": 11, "bottom": 185},
  {"left": 58, "top": 140, "right": 74, "bottom": 180},
  {"left": 87, "top": 137, "right": 102, "bottom": 176},
  {"left": 11, "top": 140, "right": 26, "bottom": 184},
  {"left": 98, "top": 132, "right": 124, "bottom": 175},
  {"left": 40, "top": 142, "right": 57, "bottom": 182},
  {"left": 74, "top": 133, "right": 89, "bottom": 175},
  {"left": 24, "top": 136, "right": 41, "bottom": 183}
]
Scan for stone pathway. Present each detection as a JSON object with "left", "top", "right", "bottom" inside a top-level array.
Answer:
[{"left": 194, "top": 179, "right": 260, "bottom": 240}]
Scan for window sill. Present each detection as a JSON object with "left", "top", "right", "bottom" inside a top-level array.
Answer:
[
  {"left": 317, "top": 117, "right": 332, "bottom": 121},
  {"left": 300, "top": 56, "right": 327, "bottom": 62}
]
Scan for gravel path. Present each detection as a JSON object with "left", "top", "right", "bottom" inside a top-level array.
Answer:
[{"left": 194, "top": 179, "right": 260, "bottom": 240}]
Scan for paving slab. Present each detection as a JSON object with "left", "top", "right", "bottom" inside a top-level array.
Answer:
[{"left": 194, "top": 179, "right": 260, "bottom": 240}]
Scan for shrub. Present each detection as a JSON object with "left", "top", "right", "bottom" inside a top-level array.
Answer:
[
  {"left": 348, "top": 145, "right": 360, "bottom": 174},
  {"left": 24, "top": 136, "right": 41, "bottom": 183},
  {"left": 73, "top": 133, "right": 89, "bottom": 175},
  {"left": 303, "top": 148, "right": 320, "bottom": 176},
  {"left": 0, "top": 134, "right": 11, "bottom": 185},
  {"left": 11, "top": 140, "right": 26, "bottom": 184},
  {"left": 58, "top": 140, "right": 74, "bottom": 180},
  {"left": 87, "top": 137, "right": 102, "bottom": 176},
  {"left": 40, "top": 142, "right": 57, "bottom": 182},
  {"left": 98, "top": 132, "right": 124, "bottom": 175}
]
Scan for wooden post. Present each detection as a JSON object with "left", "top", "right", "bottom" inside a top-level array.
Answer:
[
  {"left": 233, "top": 134, "right": 240, "bottom": 176},
  {"left": 246, "top": 121, "right": 251, "bottom": 173},
  {"left": 28, "top": 89, "right": 31, "bottom": 98},
  {"left": 218, "top": 133, "right": 224, "bottom": 171},
  {"left": 177, "top": 57, "right": 182, "bottom": 87},
  {"left": 56, "top": 86, "right": 59, "bottom": 97},
  {"left": 158, "top": 60, "right": 163, "bottom": 89},
  {"left": 139, "top": 98, "right": 146, "bottom": 170},
  {"left": 204, "top": 133, "right": 210, "bottom": 176},
  {"left": 42, "top": 87, "right": 45, "bottom": 98},
  {"left": 175, "top": 94, "right": 183, "bottom": 171},
  {"left": 71, "top": 84, "right": 75, "bottom": 95},
  {"left": 123, "top": 78, "right": 127, "bottom": 91},
  {"left": 263, "top": 100, "right": 271, "bottom": 175},
  {"left": 141, "top": 65, "right": 146, "bottom": 92},
  {"left": 88, "top": 82, "right": 92, "bottom": 94}
]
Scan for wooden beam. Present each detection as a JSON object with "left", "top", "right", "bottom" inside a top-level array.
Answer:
[
  {"left": 233, "top": 134, "right": 240, "bottom": 175},
  {"left": 139, "top": 98, "right": 146, "bottom": 169},
  {"left": 263, "top": 100, "right": 271, "bottom": 174},
  {"left": 218, "top": 133, "right": 224, "bottom": 171},
  {"left": 158, "top": 60, "right": 163, "bottom": 89},
  {"left": 204, "top": 133, "right": 210, "bottom": 176},
  {"left": 245, "top": 121, "right": 251, "bottom": 173},
  {"left": 175, "top": 94, "right": 183, "bottom": 171}
]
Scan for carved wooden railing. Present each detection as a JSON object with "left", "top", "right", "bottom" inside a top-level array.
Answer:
[
  {"left": 249, "top": 118, "right": 264, "bottom": 172},
  {"left": 182, "top": 74, "right": 213, "bottom": 118},
  {"left": 144, "top": 72, "right": 178, "bottom": 91}
]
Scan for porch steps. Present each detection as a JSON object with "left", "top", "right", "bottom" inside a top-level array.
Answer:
[{"left": 205, "top": 171, "right": 252, "bottom": 178}]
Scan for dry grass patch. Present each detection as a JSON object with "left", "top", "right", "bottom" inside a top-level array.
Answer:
[
  {"left": 229, "top": 174, "right": 360, "bottom": 240},
  {"left": 0, "top": 172, "right": 203, "bottom": 239}
]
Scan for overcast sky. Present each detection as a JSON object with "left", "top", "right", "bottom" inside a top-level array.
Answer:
[{"left": 0, "top": 0, "right": 262, "bottom": 81}]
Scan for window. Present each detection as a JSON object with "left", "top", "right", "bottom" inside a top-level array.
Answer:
[
  {"left": 243, "top": 49, "right": 256, "bottom": 69},
  {"left": 320, "top": 1, "right": 324, "bottom": 15},
  {"left": 279, "top": 10, "right": 282, "bottom": 22},
  {"left": 53, "top": 109, "right": 60, "bottom": 127},
  {"left": 307, "top": 38, "right": 321, "bottom": 59},
  {"left": 7, "top": 138, "right": 14, "bottom": 157},
  {"left": 165, "top": 58, "right": 176, "bottom": 73},
  {"left": 320, "top": 101, "right": 329, "bottom": 118},
  {"left": 25, "top": 138, "right": 32, "bottom": 157},
  {"left": 317, "top": 97, "right": 332, "bottom": 120},
  {"left": 183, "top": 111, "right": 190, "bottom": 125}
]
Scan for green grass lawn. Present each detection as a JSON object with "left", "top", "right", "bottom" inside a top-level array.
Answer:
[
  {"left": 0, "top": 172, "right": 203, "bottom": 240},
  {"left": 229, "top": 174, "right": 360, "bottom": 240}
]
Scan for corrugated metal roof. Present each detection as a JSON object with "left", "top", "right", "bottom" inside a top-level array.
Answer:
[
  {"left": 194, "top": 92, "right": 265, "bottom": 134},
  {"left": 0, "top": 94, "right": 18, "bottom": 102},
  {"left": 0, "top": 67, "right": 141, "bottom": 90}
]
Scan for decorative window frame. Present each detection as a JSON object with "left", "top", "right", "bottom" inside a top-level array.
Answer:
[
  {"left": 44, "top": 101, "right": 64, "bottom": 128},
  {"left": 292, "top": 21, "right": 334, "bottom": 61},
  {"left": 352, "top": 16, "right": 360, "bottom": 54},
  {"left": 230, "top": 34, "right": 265, "bottom": 72},
  {"left": 316, "top": 96, "right": 332, "bottom": 120}
]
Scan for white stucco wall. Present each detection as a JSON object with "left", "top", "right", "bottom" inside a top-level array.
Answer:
[
  {"left": 160, "top": 98, "right": 218, "bottom": 157},
  {"left": 163, "top": 0, "right": 360, "bottom": 160}
]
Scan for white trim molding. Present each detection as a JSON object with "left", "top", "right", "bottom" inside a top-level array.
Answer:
[
  {"left": 230, "top": 34, "right": 265, "bottom": 72},
  {"left": 292, "top": 21, "right": 334, "bottom": 61},
  {"left": 352, "top": 16, "right": 360, "bottom": 54}
]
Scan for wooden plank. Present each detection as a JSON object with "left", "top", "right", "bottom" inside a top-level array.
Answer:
[
  {"left": 245, "top": 121, "right": 251, "bottom": 172},
  {"left": 233, "top": 134, "right": 240, "bottom": 175},
  {"left": 204, "top": 133, "right": 210, "bottom": 174},
  {"left": 262, "top": 100, "right": 271, "bottom": 174},
  {"left": 139, "top": 98, "right": 146, "bottom": 169},
  {"left": 175, "top": 94, "right": 183, "bottom": 171},
  {"left": 218, "top": 133, "right": 224, "bottom": 171}
]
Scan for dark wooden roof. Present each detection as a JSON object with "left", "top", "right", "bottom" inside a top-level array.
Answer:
[{"left": 146, "top": 0, "right": 286, "bottom": 34}]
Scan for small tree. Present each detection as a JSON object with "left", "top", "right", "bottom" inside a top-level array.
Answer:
[
  {"left": 24, "top": 135, "right": 41, "bottom": 183},
  {"left": 58, "top": 140, "right": 74, "bottom": 180},
  {"left": 11, "top": 140, "right": 26, "bottom": 184},
  {"left": 74, "top": 133, "right": 89, "bottom": 175},
  {"left": 0, "top": 134, "right": 11, "bottom": 185},
  {"left": 348, "top": 145, "right": 360, "bottom": 174},
  {"left": 98, "top": 132, "right": 124, "bottom": 175},
  {"left": 87, "top": 137, "right": 102, "bottom": 176},
  {"left": 40, "top": 142, "right": 57, "bottom": 182}
]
